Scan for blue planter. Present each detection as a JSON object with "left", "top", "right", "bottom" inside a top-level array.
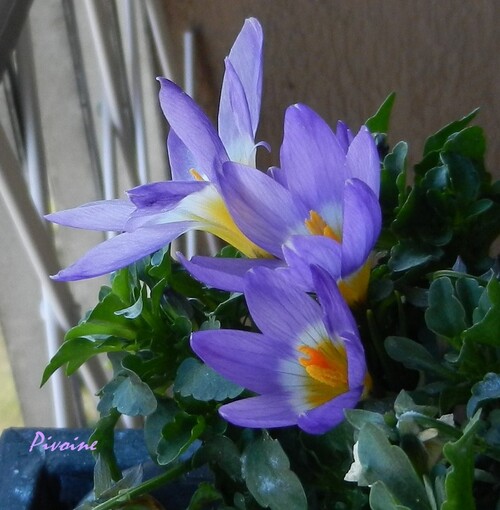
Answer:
[{"left": 0, "top": 428, "right": 202, "bottom": 509}]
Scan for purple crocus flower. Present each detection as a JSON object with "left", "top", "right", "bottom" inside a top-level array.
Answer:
[
  {"left": 191, "top": 265, "right": 370, "bottom": 434},
  {"left": 181, "top": 106, "right": 381, "bottom": 305},
  {"left": 45, "top": 18, "right": 270, "bottom": 281}
]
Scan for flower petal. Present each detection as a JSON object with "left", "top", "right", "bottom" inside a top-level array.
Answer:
[
  {"left": 336, "top": 121, "right": 354, "bottom": 153},
  {"left": 297, "top": 388, "right": 363, "bottom": 434},
  {"left": 345, "top": 126, "right": 380, "bottom": 198},
  {"left": 219, "top": 393, "right": 298, "bottom": 429},
  {"left": 178, "top": 253, "right": 283, "bottom": 293},
  {"left": 220, "top": 162, "right": 308, "bottom": 257},
  {"left": 51, "top": 223, "right": 191, "bottom": 281},
  {"left": 190, "top": 329, "right": 292, "bottom": 394},
  {"left": 158, "top": 78, "right": 228, "bottom": 182},
  {"left": 45, "top": 199, "right": 135, "bottom": 232},
  {"left": 127, "top": 181, "right": 208, "bottom": 210},
  {"left": 167, "top": 129, "right": 198, "bottom": 181},
  {"left": 244, "top": 266, "right": 326, "bottom": 345},
  {"left": 341, "top": 179, "right": 381, "bottom": 276},
  {"left": 220, "top": 17, "right": 263, "bottom": 136},
  {"left": 280, "top": 104, "right": 346, "bottom": 210}
]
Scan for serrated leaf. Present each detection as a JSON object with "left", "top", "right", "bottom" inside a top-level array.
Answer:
[
  {"left": 442, "top": 411, "right": 481, "bottom": 510},
  {"left": 463, "top": 277, "right": 500, "bottom": 346},
  {"left": 357, "top": 424, "right": 430, "bottom": 510},
  {"left": 174, "top": 358, "right": 243, "bottom": 402},
  {"left": 366, "top": 92, "right": 396, "bottom": 134},
  {"left": 443, "top": 125, "right": 485, "bottom": 161},
  {"left": 41, "top": 337, "right": 126, "bottom": 385},
  {"left": 442, "top": 152, "right": 480, "bottom": 203},
  {"left": 344, "top": 409, "right": 395, "bottom": 440},
  {"left": 455, "top": 278, "right": 484, "bottom": 326},
  {"left": 425, "top": 278, "right": 466, "bottom": 340},
  {"left": 112, "top": 374, "right": 157, "bottom": 416},
  {"left": 242, "top": 432, "right": 307, "bottom": 510},
  {"left": 196, "top": 436, "right": 243, "bottom": 481},
  {"left": 144, "top": 400, "right": 178, "bottom": 458},
  {"left": 466, "top": 372, "right": 500, "bottom": 417}
]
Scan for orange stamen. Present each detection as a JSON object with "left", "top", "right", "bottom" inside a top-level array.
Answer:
[{"left": 305, "top": 210, "right": 341, "bottom": 242}]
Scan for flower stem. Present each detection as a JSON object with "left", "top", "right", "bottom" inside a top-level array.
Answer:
[{"left": 90, "top": 460, "right": 192, "bottom": 510}]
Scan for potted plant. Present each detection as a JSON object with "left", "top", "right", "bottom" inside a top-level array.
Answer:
[{"left": 30, "top": 17, "right": 500, "bottom": 509}]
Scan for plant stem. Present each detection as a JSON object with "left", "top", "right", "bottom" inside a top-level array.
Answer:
[{"left": 91, "top": 460, "right": 192, "bottom": 510}]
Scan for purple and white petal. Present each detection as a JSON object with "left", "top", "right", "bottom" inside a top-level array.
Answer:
[
  {"left": 178, "top": 253, "right": 283, "bottom": 293},
  {"left": 341, "top": 179, "right": 381, "bottom": 276},
  {"left": 51, "top": 223, "right": 191, "bottom": 281},
  {"left": 158, "top": 78, "right": 228, "bottom": 182},
  {"left": 127, "top": 181, "right": 208, "bottom": 210},
  {"left": 191, "top": 329, "right": 292, "bottom": 394},
  {"left": 220, "top": 162, "right": 308, "bottom": 257},
  {"left": 335, "top": 121, "right": 354, "bottom": 153},
  {"left": 45, "top": 199, "right": 135, "bottom": 232},
  {"left": 244, "top": 266, "right": 326, "bottom": 345},
  {"left": 345, "top": 126, "right": 380, "bottom": 198},
  {"left": 342, "top": 330, "right": 368, "bottom": 391}
]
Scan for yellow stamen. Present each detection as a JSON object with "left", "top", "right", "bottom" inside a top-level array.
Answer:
[
  {"left": 189, "top": 168, "right": 205, "bottom": 181},
  {"left": 338, "top": 259, "right": 372, "bottom": 307},
  {"left": 305, "top": 210, "right": 341, "bottom": 242},
  {"left": 298, "top": 339, "right": 349, "bottom": 407}
]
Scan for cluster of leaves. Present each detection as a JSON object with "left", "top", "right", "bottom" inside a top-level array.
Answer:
[{"left": 43, "top": 98, "right": 500, "bottom": 510}]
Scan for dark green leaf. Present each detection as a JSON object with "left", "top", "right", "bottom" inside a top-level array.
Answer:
[
  {"left": 114, "top": 295, "right": 143, "bottom": 319},
  {"left": 366, "top": 92, "right": 396, "bottom": 134},
  {"left": 144, "top": 400, "right": 178, "bottom": 458},
  {"left": 466, "top": 372, "right": 500, "bottom": 417},
  {"left": 425, "top": 278, "right": 466, "bottom": 340},
  {"left": 187, "top": 482, "right": 223, "bottom": 510},
  {"left": 174, "top": 358, "right": 243, "bottom": 402},
  {"left": 455, "top": 277, "right": 484, "bottom": 327},
  {"left": 196, "top": 436, "right": 243, "bottom": 481},
  {"left": 423, "top": 109, "right": 479, "bottom": 156},
  {"left": 369, "top": 480, "right": 411, "bottom": 510},
  {"left": 242, "top": 432, "right": 307, "bottom": 510},
  {"left": 112, "top": 374, "right": 157, "bottom": 416},
  {"left": 443, "top": 125, "right": 486, "bottom": 161},
  {"left": 442, "top": 152, "right": 480, "bottom": 203},
  {"left": 388, "top": 241, "right": 443, "bottom": 272}
]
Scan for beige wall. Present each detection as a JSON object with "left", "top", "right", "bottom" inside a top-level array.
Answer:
[{"left": 163, "top": 0, "right": 500, "bottom": 177}]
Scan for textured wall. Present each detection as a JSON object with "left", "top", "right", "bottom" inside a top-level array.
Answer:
[{"left": 163, "top": 0, "right": 500, "bottom": 177}]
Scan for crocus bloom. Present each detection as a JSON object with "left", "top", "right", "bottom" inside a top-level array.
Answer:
[
  {"left": 181, "top": 105, "right": 381, "bottom": 305},
  {"left": 45, "top": 18, "right": 269, "bottom": 281},
  {"left": 190, "top": 265, "right": 369, "bottom": 434}
]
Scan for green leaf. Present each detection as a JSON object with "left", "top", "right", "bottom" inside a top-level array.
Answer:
[
  {"left": 455, "top": 278, "right": 484, "bottom": 326},
  {"left": 466, "top": 372, "right": 500, "bottom": 417},
  {"left": 174, "top": 358, "right": 243, "bottom": 402},
  {"left": 366, "top": 92, "right": 396, "bottom": 134},
  {"left": 41, "top": 337, "right": 126, "bottom": 385},
  {"left": 196, "top": 436, "right": 243, "bottom": 481},
  {"left": 462, "top": 277, "right": 500, "bottom": 346},
  {"left": 384, "top": 336, "right": 454, "bottom": 379},
  {"left": 388, "top": 241, "right": 443, "bottom": 272},
  {"left": 144, "top": 400, "right": 178, "bottom": 458},
  {"left": 157, "top": 412, "right": 205, "bottom": 465},
  {"left": 114, "top": 295, "right": 143, "bottom": 319},
  {"left": 442, "top": 411, "right": 481, "bottom": 510},
  {"left": 242, "top": 432, "right": 307, "bottom": 510},
  {"left": 357, "top": 424, "right": 430, "bottom": 510},
  {"left": 369, "top": 481, "right": 411, "bottom": 510},
  {"left": 423, "top": 109, "right": 479, "bottom": 156},
  {"left": 425, "top": 278, "right": 466, "bottom": 340},
  {"left": 442, "top": 152, "right": 480, "bottom": 203},
  {"left": 443, "top": 125, "right": 486, "bottom": 161},
  {"left": 112, "top": 374, "right": 157, "bottom": 416},
  {"left": 187, "top": 482, "right": 223, "bottom": 510},
  {"left": 344, "top": 409, "right": 396, "bottom": 440}
]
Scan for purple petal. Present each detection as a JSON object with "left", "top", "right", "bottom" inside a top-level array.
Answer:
[
  {"left": 219, "top": 393, "right": 298, "bottom": 429},
  {"left": 345, "top": 126, "right": 380, "bottom": 198},
  {"left": 280, "top": 104, "right": 346, "bottom": 210},
  {"left": 222, "top": 18, "right": 263, "bottom": 136},
  {"left": 297, "top": 388, "right": 363, "bottom": 434},
  {"left": 218, "top": 58, "right": 255, "bottom": 165},
  {"left": 282, "top": 235, "right": 342, "bottom": 291},
  {"left": 310, "top": 265, "right": 358, "bottom": 338},
  {"left": 267, "top": 166, "right": 288, "bottom": 188},
  {"left": 244, "top": 266, "right": 325, "bottom": 344},
  {"left": 167, "top": 129, "right": 198, "bottom": 181},
  {"left": 220, "top": 162, "right": 308, "bottom": 257},
  {"left": 51, "top": 223, "right": 190, "bottom": 281},
  {"left": 335, "top": 121, "right": 354, "bottom": 153},
  {"left": 178, "top": 253, "right": 283, "bottom": 293},
  {"left": 190, "top": 329, "right": 292, "bottom": 394},
  {"left": 45, "top": 199, "right": 135, "bottom": 232},
  {"left": 158, "top": 78, "right": 228, "bottom": 182},
  {"left": 343, "top": 330, "right": 368, "bottom": 391},
  {"left": 341, "top": 179, "right": 381, "bottom": 276},
  {"left": 127, "top": 181, "right": 207, "bottom": 209}
]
